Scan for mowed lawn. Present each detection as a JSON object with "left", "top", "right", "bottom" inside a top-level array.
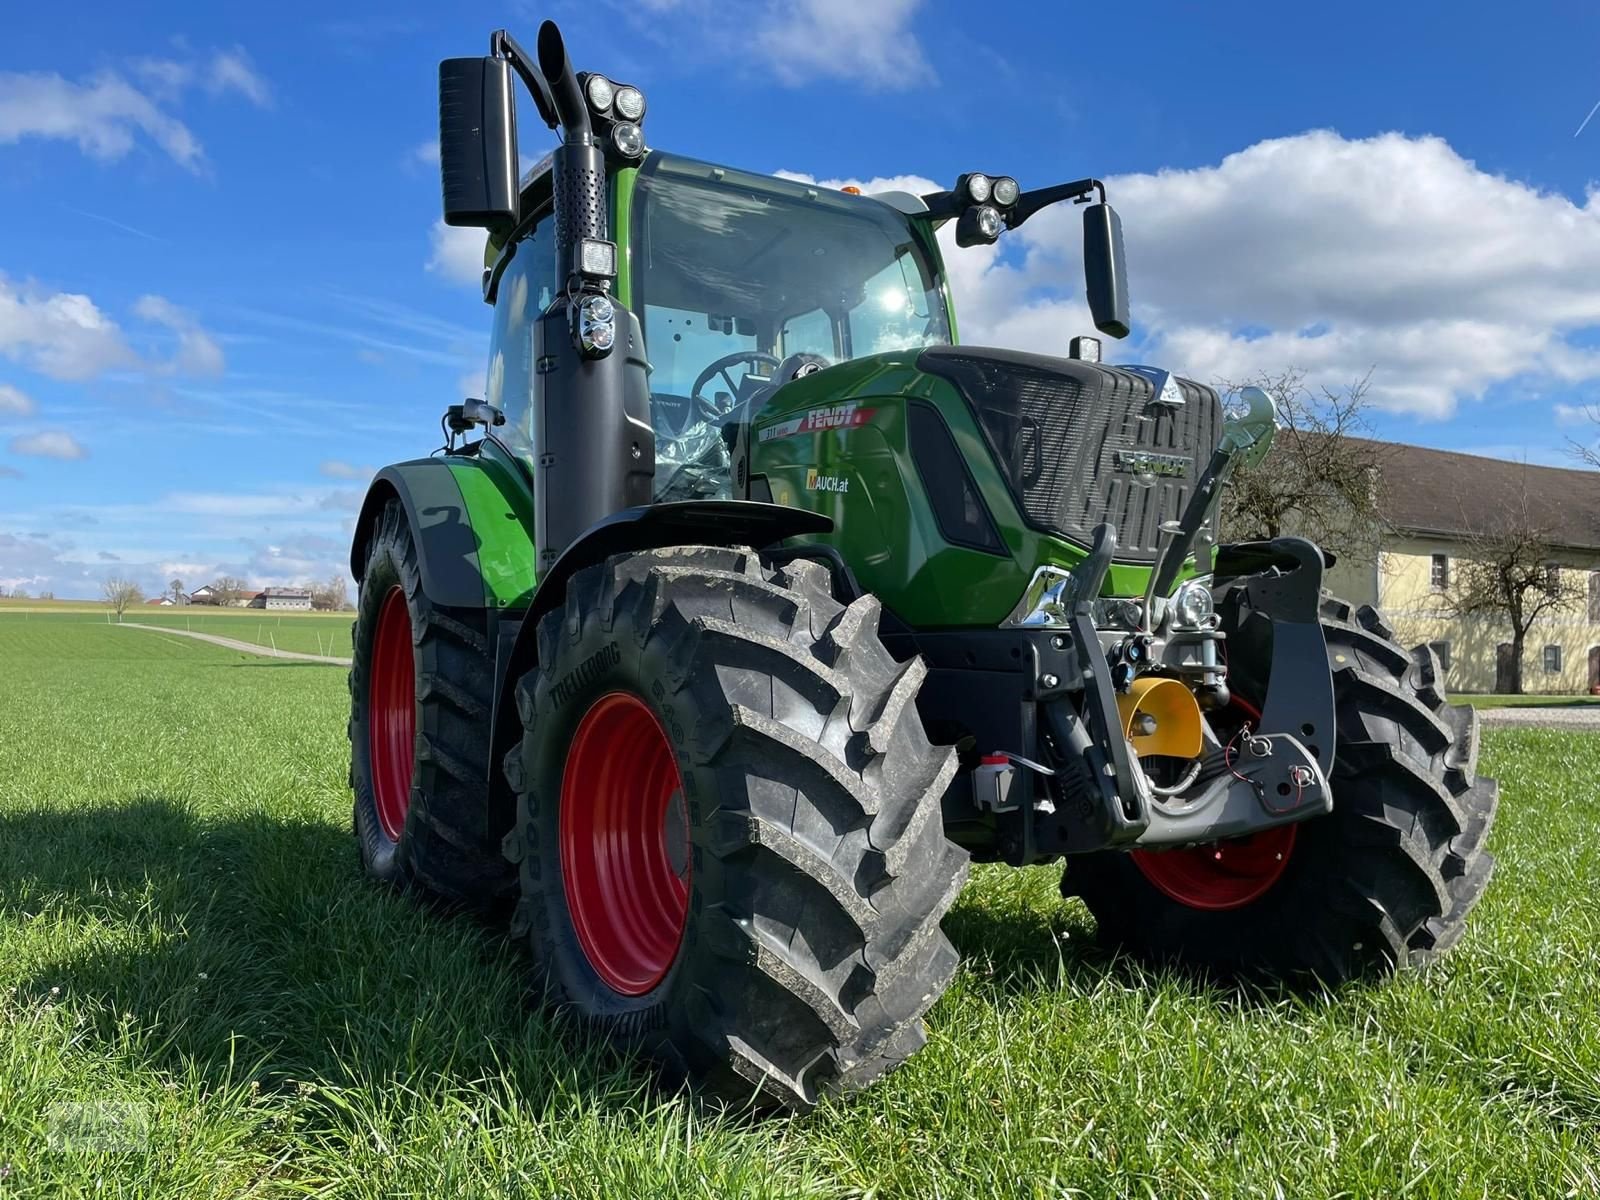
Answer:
[{"left": 1, "top": 619, "right": 1597, "bottom": 1198}]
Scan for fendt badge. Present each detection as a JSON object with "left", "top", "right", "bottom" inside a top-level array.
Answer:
[{"left": 1114, "top": 449, "right": 1188, "bottom": 478}]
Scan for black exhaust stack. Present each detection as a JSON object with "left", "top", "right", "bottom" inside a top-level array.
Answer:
[{"left": 527, "top": 21, "right": 654, "bottom": 572}]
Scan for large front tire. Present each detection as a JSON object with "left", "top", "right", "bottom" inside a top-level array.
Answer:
[
  {"left": 1067, "top": 596, "right": 1497, "bottom": 982},
  {"left": 348, "top": 499, "right": 516, "bottom": 907},
  {"left": 502, "top": 546, "right": 967, "bottom": 1110}
]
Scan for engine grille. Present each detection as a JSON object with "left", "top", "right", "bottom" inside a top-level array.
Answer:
[{"left": 917, "top": 347, "right": 1221, "bottom": 563}]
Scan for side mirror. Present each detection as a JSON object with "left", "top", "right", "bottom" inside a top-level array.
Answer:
[
  {"left": 1220, "top": 385, "right": 1280, "bottom": 469},
  {"left": 439, "top": 57, "right": 519, "bottom": 230},
  {"left": 1082, "top": 202, "right": 1130, "bottom": 339}
]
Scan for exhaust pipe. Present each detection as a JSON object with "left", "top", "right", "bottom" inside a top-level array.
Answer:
[{"left": 536, "top": 20, "right": 591, "bottom": 142}]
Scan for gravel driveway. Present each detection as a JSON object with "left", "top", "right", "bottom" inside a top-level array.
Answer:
[
  {"left": 1475, "top": 706, "right": 1600, "bottom": 730},
  {"left": 119, "top": 622, "right": 351, "bottom": 666}
]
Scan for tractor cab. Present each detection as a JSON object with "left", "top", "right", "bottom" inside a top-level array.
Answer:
[
  {"left": 484, "top": 151, "right": 956, "bottom": 504},
  {"left": 626, "top": 155, "right": 953, "bottom": 501}
]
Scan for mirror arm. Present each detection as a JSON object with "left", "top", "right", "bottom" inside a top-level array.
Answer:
[
  {"left": 1006, "top": 178, "right": 1105, "bottom": 230},
  {"left": 490, "top": 28, "right": 560, "bottom": 130},
  {"left": 918, "top": 177, "right": 1107, "bottom": 228}
]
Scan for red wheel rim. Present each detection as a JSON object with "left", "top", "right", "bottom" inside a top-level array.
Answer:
[
  {"left": 368, "top": 586, "right": 415, "bottom": 843},
  {"left": 1131, "top": 825, "right": 1297, "bottom": 910},
  {"left": 560, "top": 691, "right": 690, "bottom": 996},
  {"left": 1129, "top": 693, "right": 1297, "bottom": 910}
]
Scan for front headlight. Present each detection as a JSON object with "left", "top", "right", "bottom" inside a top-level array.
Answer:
[
  {"left": 577, "top": 294, "right": 615, "bottom": 354},
  {"left": 1171, "top": 579, "right": 1214, "bottom": 629},
  {"left": 992, "top": 176, "right": 1019, "bottom": 206},
  {"left": 965, "top": 172, "right": 992, "bottom": 203},
  {"left": 614, "top": 86, "right": 646, "bottom": 120},
  {"left": 611, "top": 122, "right": 645, "bottom": 158},
  {"left": 585, "top": 74, "right": 615, "bottom": 113},
  {"left": 975, "top": 204, "right": 1001, "bottom": 238}
]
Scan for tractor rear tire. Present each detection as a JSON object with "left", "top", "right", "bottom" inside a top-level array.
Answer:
[
  {"left": 349, "top": 498, "right": 516, "bottom": 908},
  {"left": 501, "top": 546, "right": 967, "bottom": 1110},
  {"left": 1066, "top": 595, "right": 1497, "bottom": 982}
]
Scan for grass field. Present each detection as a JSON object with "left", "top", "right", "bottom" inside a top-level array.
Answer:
[
  {"left": 0, "top": 607, "right": 353, "bottom": 658},
  {"left": 1458, "top": 693, "right": 1600, "bottom": 708},
  {"left": 1, "top": 618, "right": 1597, "bottom": 1197}
]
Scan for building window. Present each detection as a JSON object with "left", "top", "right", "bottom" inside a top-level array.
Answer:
[
  {"left": 1429, "top": 640, "right": 1452, "bottom": 672},
  {"left": 1430, "top": 554, "right": 1449, "bottom": 590},
  {"left": 1545, "top": 562, "right": 1560, "bottom": 589},
  {"left": 1544, "top": 645, "right": 1563, "bottom": 674},
  {"left": 1590, "top": 572, "right": 1600, "bottom": 623}
]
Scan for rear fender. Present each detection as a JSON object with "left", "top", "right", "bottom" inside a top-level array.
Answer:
[{"left": 350, "top": 457, "right": 538, "bottom": 610}]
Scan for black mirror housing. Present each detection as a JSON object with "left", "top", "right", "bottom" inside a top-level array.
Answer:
[
  {"left": 1083, "top": 202, "right": 1130, "bottom": 339},
  {"left": 439, "top": 56, "right": 519, "bottom": 230}
]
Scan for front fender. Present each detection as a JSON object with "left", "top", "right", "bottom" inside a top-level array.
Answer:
[
  {"left": 490, "top": 500, "right": 832, "bottom": 759},
  {"left": 1216, "top": 536, "right": 1336, "bottom": 780}
]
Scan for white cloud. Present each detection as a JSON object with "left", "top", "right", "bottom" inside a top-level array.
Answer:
[
  {"left": 0, "top": 69, "right": 203, "bottom": 170},
  {"left": 754, "top": 0, "right": 931, "bottom": 88},
  {"left": 411, "top": 139, "right": 440, "bottom": 168},
  {"left": 206, "top": 49, "right": 272, "bottom": 107},
  {"left": 0, "top": 465, "right": 21, "bottom": 479},
  {"left": 427, "top": 220, "right": 488, "bottom": 285},
  {"left": 0, "top": 47, "right": 270, "bottom": 173},
  {"left": 0, "top": 277, "right": 136, "bottom": 379},
  {"left": 1068, "top": 130, "right": 1600, "bottom": 416},
  {"left": 626, "top": 0, "right": 931, "bottom": 90},
  {"left": 319, "top": 459, "right": 373, "bottom": 480},
  {"left": 0, "top": 276, "right": 224, "bottom": 382},
  {"left": 10, "top": 430, "right": 86, "bottom": 459},
  {"left": 133, "top": 295, "right": 225, "bottom": 376},
  {"left": 0, "top": 384, "right": 35, "bottom": 416},
  {"left": 1554, "top": 401, "right": 1596, "bottom": 427}
]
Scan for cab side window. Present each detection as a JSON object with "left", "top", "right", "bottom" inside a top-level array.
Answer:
[{"left": 484, "top": 215, "right": 557, "bottom": 460}]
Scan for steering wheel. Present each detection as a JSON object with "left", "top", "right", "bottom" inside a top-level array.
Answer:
[{"left": 690, "top": 351, "right": 782, "bottom": 421}]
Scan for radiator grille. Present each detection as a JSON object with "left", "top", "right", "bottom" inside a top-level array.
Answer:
[{"left": 918, "top": 347, "right": 1221, "bottom": 563}]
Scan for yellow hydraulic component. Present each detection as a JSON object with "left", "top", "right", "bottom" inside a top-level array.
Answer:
[{"left": 1116, "top": 676, "right": 1204, "bottom": 759}]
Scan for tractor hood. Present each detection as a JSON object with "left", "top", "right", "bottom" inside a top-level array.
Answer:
[{"left": 915, "top": 346, "right": 1222, "bottom": 563}]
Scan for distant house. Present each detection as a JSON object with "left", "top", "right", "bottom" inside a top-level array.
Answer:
[
  {"left": 144, "top": 597, "right": 174, "bottom": 606},
  {"left": 190, "top": 583, "right": 254, "bottom": 607},
  {"left": 1323, "top": 441, "right": 1600, "bottom": 694},
  {"left": 250, "top": 587, "right": 313, "bottom": 611}
]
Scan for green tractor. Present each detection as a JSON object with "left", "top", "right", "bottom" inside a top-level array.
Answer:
[{"left": 348, "top": 20, "right": 1497, "bottom": 1109}]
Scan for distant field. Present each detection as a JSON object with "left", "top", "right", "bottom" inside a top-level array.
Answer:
[
  {"left": 0, "top": 619, "right": 1597, "bottom": 1196},
  {"left": 0, "top": 606, "right": 353, "bottom": 657},
  {"left": 1459, "top": 693, "right": 1600, "bottom": 708}
]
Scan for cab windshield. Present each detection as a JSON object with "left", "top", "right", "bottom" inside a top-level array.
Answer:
[{"left": 631, "top": 153, "right": 951, "bottom": 499}]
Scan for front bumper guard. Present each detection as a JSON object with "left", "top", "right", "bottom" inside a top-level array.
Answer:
[{"left": 1038, "top": 528, "right": 1335, "bottom": 854}]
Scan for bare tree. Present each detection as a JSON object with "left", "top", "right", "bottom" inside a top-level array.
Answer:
[
  {"left": 1219, "top": 369, "right": 1394, "bottom": 564},
  {"left": 1443, "top": 481, "right": 1584, "bottom": 695},
  {"left": 102, "top": 577, "right": 144, "bottom": 618},
  {"left": 211, "top": 576, "right": 248, "bottom": 607},
  {"left": 1566, "top": 404, "right": 1600, "bottom": 470},
  {"left": 11, "top": 587, "right": 28, "bottom": 600},
  {"left": 169, "top": 577, "right": 185, "bottom": 604},
  {"left": 310, "top": 573, "right": 350, "bottom": 612}
]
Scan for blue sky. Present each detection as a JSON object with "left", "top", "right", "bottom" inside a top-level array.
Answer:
[{"left": 3, "top": 0, "right": 1599, "bottom": 597}]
